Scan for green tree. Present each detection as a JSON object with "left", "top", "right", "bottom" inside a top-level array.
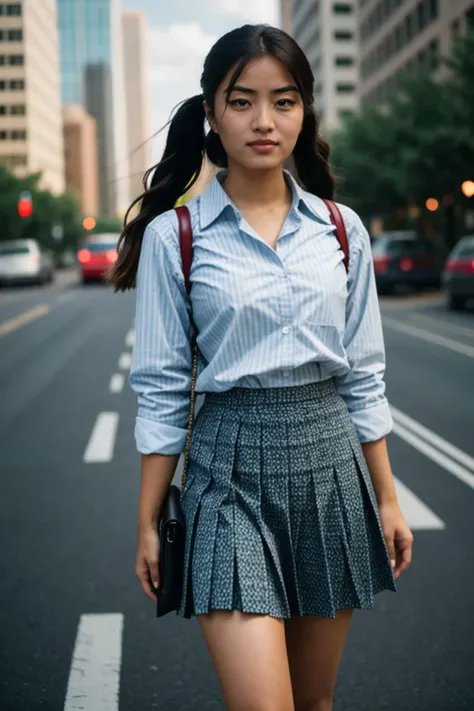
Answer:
[{"left": 331, "top": 29, "right": 474, "bottom": 242}]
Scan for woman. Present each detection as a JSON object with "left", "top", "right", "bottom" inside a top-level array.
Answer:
[{"left": 110, "top": 24, "right": 413, "bottom": 711}]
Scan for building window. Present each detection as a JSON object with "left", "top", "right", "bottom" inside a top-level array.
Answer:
[
  {"left": 8, "top": 54, "right": 23, "bottom": 65},
  {"left": 10, "top": 104, "right": 25, "bottom": 115},
  {"left": 339, "top": 109, "right": 354, "bottom": 120},
  {"left": 334, "top": 30, "right": 353, "bottom": 40},
  {"left": 0, "top": 80, "right": 4, "bottom": 90},
  {"left": 0, "top": 105, "right": 5, "bottom": 115},
  {"left": 8, "top": 29, "right": 22, "bottom": 41},
  {"left": 10, "top": 79, "right": 24, "bottom": 90},
  {"left": 11, "top": 129, "right": 26, "bottom": 140},
  {"left": 0, "top": 55, "right": 4, "bottom": 65},
  {"left": 335, "top": 56, "right": 354, "bottom": 66},
  {"left": 428, "top": 0, "right": 439, "bottom": 21},
  {"left": 6, "top": 4, "right": 22, "bottom": 16},
  {"left": 429, "top": 39, "right": 440, "bottom": 70},
  {"left": 467, "top": 7, "right": 474, "bottom": 31},
  {"left": 0, "top": 131, "right": 7, "bottom": 140},
  {"left": 336, "top": 82, "right": 356, "bottom": 93},
  {"left": 333, "top": 3, "right": 352, "bottom": 13}
]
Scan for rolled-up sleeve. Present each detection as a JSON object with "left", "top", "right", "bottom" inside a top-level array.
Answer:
[
  {"left": 334, "top": 208, "right": 393, "bottom": 442},
  {"left": 129, "top": 215, "right": 193, "bottom": 455}
]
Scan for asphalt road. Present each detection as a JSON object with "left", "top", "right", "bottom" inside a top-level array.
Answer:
[{"left": 0, "top": 273, "right": 473, "bottom": 711}]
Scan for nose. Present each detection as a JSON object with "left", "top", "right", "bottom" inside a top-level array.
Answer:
[{"left": 251, "top": 101, "right": 275, "bottom": 133}]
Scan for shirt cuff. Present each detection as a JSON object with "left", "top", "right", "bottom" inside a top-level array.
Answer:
[
  {"left": 349, "top": 400, "right": 393, "bottom": 443},
  {"left": 134, "top": 416, "right": 188, "bottom": 455}
]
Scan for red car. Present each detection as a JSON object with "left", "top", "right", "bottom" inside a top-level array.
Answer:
[{"left": 77, "top": 233, "right": 120, "bottom": 283}]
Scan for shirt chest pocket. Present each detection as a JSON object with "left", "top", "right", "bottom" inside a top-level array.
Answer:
[{"left": 292, "top": 243, "right": 348, "bottom": 332}]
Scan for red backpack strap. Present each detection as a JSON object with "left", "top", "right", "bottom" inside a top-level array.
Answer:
[
  {"left": 322, "top": 199, "right": 349, "bottom": 273},
  {"left": 175, "top": 205, "right": 193, "bottom": 294}
]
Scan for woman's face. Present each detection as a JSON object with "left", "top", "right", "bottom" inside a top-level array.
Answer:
[{"left": 205, "top": 55, "right": 305, "bottom": 172}]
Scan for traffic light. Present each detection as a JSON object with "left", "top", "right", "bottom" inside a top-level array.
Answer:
[
  {"left": 17, "top": 190, "right": 32, "bottom": 218},
  {"left": 82, "top": 217, "right": 96, "bottom": 231}
]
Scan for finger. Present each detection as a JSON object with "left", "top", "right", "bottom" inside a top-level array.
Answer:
[
  {"left": 394, "top": 538, "right": 413, "bottom": 578},
  {"left": 148, "top": 557, "right": 159, "bottom": 591},
  {"left": 384, "top": 531, "right": 396, "bottom": 571},
  {"left": 136, "top": 558, "right": 159, "bottom": 603},
  {"left": 141, "top": 577, "right": 158, "bottom": 604}
]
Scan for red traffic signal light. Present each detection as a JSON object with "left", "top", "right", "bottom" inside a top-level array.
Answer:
[{"left": 18, "top": 198, "right": 33, "bottom": 218}]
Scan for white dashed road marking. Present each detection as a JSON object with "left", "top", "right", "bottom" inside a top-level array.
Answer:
[
  {"left": 125, "top": 329, "right": 135, "bottom": 347},
  {"left": 118, "top": 352, "right": 132, "bottom": 370},
  {"left": 83, "top": 412, "right": 119, "bottom": 463},
  {"left": 64, "top": 613, "right": 123, "bottom": 711},
  {"left": 109, "top": 373, "right": 125, "bottom": 393}
]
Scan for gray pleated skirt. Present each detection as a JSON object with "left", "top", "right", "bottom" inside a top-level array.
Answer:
[{"left": 177, "top": 379, "right": 396, "bottom": 619}]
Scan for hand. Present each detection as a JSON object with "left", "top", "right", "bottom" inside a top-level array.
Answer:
[
  {"left": 136, "top": 527, "right": 160, "bottom": 603},
  {"left": 378, "top": 502, "right": 414, "bottom": 580}
]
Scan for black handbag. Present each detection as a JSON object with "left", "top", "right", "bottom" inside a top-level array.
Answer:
[{"left": 156, "top": 205, "right": 197, "bottom": 618}]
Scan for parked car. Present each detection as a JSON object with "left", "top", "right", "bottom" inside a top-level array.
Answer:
[
  {"left": 77, "top": 233, "right": 120, "bottom": 283},
  {"left": 0, "top": 239, "right": 54, "bottom": 286},
  {"left": 371, "top": 232, "right": 444, "bottom": 294},
  {"left": 442, "top": 235, "right": 474, "bottom": 310}
]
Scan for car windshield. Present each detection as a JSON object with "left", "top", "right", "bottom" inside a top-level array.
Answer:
[
  {"left": 454, "top": 241, "right": 474, "bottom": 258},
  {"left": 372, "top": 239, "right": 434, "bottom": 256},
  {"left": 84, "top": 243, "right": 117, "bottom": 252},
  {"left": 0, "top": 245, "right": 31, "bottom": 256}
]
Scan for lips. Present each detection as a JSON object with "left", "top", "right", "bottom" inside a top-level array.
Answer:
[{"left": 248, "top": 140, "right": 278, "bottom": 146}]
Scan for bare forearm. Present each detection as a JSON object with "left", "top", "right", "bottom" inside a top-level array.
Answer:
[
  {"left": 361, "top": 437, "right": 398, "bottom": 506},
  {"left": 138, "top": 453, "right": 179, "bottom": 531}
]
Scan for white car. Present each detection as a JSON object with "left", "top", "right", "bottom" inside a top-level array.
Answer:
[{"left": 0, "top": 239, "right": 55, "bottom": 286}]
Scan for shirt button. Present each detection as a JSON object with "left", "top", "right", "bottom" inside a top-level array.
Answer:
[
  {"left": 282, "top": 326, "right": 290, "bottom": 334},
  {"left": 283, "top": 371, "right": 290, "bottom": 377}
]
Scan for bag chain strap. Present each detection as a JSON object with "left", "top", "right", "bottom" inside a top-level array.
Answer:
[{"left": 181, "top": 336, "right": 198, "bottom": 496}]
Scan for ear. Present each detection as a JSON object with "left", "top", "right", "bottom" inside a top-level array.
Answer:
[{"left": 203, "top": 100, "right": 218, "bottom": 134}]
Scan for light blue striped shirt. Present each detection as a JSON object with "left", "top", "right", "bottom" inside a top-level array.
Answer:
[{"left": 130, "top": 170, "right": 393, "bottom": 455}]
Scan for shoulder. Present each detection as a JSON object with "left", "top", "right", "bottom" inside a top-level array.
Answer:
[{"left": 333, "top": 202, "right": 370, "bottom": 251}]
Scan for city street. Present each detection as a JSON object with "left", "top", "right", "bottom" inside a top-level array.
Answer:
[{"left": 0, "top": 275, "right": 473, "bottom": 711}]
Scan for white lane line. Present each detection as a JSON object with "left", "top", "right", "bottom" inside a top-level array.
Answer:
[
  {"left": 391, "top": 406, "right": 474, "bottom": 473},
  {"left": 394, "top": 477, "right": 445, "bottom": 530},
  {"left": 383, "top": 316, "right": 474, "bottom": 358},
  {"left": 125, "top": 328, "right": 135, "bottom": 347},
  {"left": 109, "top": 373, "right": 125, "bottom": 393},
  {"left": 408, "top": 311, "right": 474, "bottom": 340},
  {"left": 392, "top": 420, "right": 474, "bottom": 491},
  {"left": 118, "top": 352, "right": 132, "bottom": 370},
  {"left": 83, "top": 413, "right": 119, "bottom": 463},
  {"left": 64, "top": 613, "right": 123, "bottom": 711}
]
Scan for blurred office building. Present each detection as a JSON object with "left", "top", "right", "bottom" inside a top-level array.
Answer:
[
  {"left": 57, "top": 0, "right": 129, "bottom": 217},
  {"left": 63, "top": 104, "right": 99, "bottom": 216},
  {"left": 0, "top": 0, "right": 65, "bottom": 194},
  {"left": 359, "top": 0, "right": 474, "bottom": 107},
  {"left": 280, "top": 0, "right": 292, "bottom": 34},
  {"left": 290, "top": 1, "right": 359, "bottom": 131},
  {"left": 122, "top": 11, "right": 150, "bottom": 203}
]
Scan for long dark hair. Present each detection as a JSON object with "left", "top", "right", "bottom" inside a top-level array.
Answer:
[{"left": 109, "top": 24, "right": 334, "bottom": 291}]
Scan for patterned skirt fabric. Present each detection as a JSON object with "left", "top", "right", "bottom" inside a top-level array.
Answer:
[{"left": 177, "top": 379, "right": 396, "bottom": 619}]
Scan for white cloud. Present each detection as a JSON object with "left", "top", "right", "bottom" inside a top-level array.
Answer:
[
  {"left": 146, "top": 23, "right": 217, "bottom": 162},
  {"left": 218, "top": 0, "right": 280, "bottom": 25}
]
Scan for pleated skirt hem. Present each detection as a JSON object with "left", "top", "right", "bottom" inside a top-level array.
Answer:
[{"left": 176, "top": 380, "right": 396, "bottom": 620}]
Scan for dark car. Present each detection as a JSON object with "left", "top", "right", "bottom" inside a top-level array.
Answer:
[
  {"left": 371, "top": 232, "right": 444, "bottom": 294},
  {"left": 442, "top": 235, "right": 474, "bottom": 310},
  {"left": 77, "top": 233, "right": 119, "bottom": 283}
]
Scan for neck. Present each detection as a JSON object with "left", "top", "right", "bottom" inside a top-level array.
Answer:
[{"left": 222, "top": 163, "right": 290, "bottom": 210}]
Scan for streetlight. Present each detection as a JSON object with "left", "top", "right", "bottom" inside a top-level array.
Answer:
[
  {"left": 82, "top": 216, "right": 96, "bottom": 231},
  {"left": 425, "top": 198, "right": 439, "bottom": 212},
  {"left": 461, "top": 180, "right": 474, "bottom": 198}
]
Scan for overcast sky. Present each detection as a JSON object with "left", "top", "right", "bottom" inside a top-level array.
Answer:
[{"left": 121, "top": 0, "right": 280, "bottom": 163}]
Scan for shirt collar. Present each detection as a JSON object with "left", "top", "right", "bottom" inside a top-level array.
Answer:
[{"left": 199, "top": 168, "right": 332, "bottom": 230}]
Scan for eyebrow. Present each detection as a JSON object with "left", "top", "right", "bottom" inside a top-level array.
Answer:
[{"left": 227, "top": 84, "right": 299, "bottom": 95}]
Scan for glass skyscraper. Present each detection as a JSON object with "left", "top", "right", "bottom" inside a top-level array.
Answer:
[{"left": 57, "top": 0, "right": 129, "bottom": 216}]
